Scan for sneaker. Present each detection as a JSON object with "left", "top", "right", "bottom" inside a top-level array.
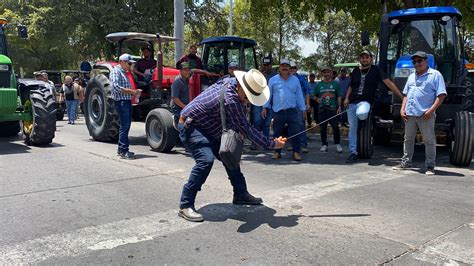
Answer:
[
  {"left": 272, "top": 152, "right": 281, "bottom": 160},
  {"left": 335, "top": 144, "right": 343, "bottom": 153},
  {"left": 292, "top": 152, "right": 302, "bottom": 161},
  {"left": 120, "top": 151, "right": 136, "bottom": 160},
  {"left": 345, "top": 153, "right": 358, "bottom": 164},
  {"left": 425, "top": 166, "right": 435, "bottom": 175},
  {"left": 301, "top": 146, "right": 308, "bottom": 153},
  {"left": 320, "top": 145, "right": 328, "bottom": 152},
  {"left": 392, "top": 163, "right": 412, "bottom": 170},
  {"left": 68, "top": 121, "right": 72, "bottom": 124}
]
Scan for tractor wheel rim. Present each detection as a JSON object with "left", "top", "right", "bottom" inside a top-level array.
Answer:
[
  {"left": 149, "top": 118, "right": 162, "bottom": 142},
  {"left": 89, "top": 88, "right": 104, "bottom": 127}
]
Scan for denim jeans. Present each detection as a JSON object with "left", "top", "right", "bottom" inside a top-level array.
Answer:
[
  {"left": 251, "top": 105, "right": 272, "bottom": 139},
  {"left": 65, "top": 99, "right": 78, "bottom": 123},
  {"left": 272, "top": 108, "right": 302, "bottom": 153},
  {"left": 402, "top": 115, "right": 436, "bottom": 167},
  {"left": 319, "top": 109, "right": 340, "bottom": 146},
  {"left": 114, "top": 100, "right": 133, "bottom": 154},
  {"left": 347, "top": 101, "right": 371, "bottom": 155},
  {"left": 178, "top": 123, "right": 248, "bottom": 209}
]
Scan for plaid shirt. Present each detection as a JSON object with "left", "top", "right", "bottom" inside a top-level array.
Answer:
[
  {"left": 181, "top": 78, "right": 275, "bottom": 149},
  {"left": 110, "top": 65, "right": 132, "bottom": 101}
]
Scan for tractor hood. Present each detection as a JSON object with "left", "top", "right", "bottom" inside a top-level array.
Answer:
[
  {"left": 0, "top": 54, "right": 12, "bottom": 64},
  {"left": 152, "top": 66, "right": 179, "bottom": 88}
]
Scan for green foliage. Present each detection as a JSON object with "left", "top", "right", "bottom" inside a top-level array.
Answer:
[{"left": 1, "top": 0, "right": 472, "bottom": 77}]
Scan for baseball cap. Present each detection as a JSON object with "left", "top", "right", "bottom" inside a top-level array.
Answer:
[
  {"left": 228, "top": 62, "right": 238, "bottom": 68},
  {"left": 262, "top": 56, "right": 272, "bottom": 65},
  {"left": 290, "top": 61, "right": 297, "bottom": 68},
  {"left": 118, "top": 53, "right": 136, "bottom": 63},
  {"left": 320, "top": 66, "right": 332, "bottom": 72},
  {"left": 280, "top": 59, "right": 291, "bottom": 66},
  {"left": 179, "top": 61, "right": 190, "bottom": 69},
  {"left": 359, "top": 50, "right": 373, "bottom": 57},
  {"left": 411, "top": 51, "right": 428, "bottom": 59}
]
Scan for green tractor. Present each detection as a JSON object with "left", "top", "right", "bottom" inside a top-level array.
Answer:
[{"left": 0, "top": 18, "right": 56, "bottom": 145}]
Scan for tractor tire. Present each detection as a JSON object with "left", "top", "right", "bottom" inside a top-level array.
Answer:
[
  {"left": 145, "top": 108, "right": 177, "bottom": 152},
  {"left": 357, "top": 115, "right": 374, "bottom": 159},
  {"left": 23, "top": 86, "right": 56, "bottom": 146},
  {"left": 0, "top": 121, "right": 21, "bottom": 137},
  {"left": 448, "top": 111, "right": 473, "bottom": 166},
  {"left": 84, "top": 74, "right": 119, "bottom": 142}
]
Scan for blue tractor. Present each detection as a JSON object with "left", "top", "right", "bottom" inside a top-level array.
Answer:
[{"left": 361, "top": 5, "right": 473, "bottom": 166}]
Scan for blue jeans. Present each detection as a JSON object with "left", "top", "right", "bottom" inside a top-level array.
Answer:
[
  {"left": 65, "top": 99, "right": 78, "bottom": 123},
  {"left": 114, "top": 100, "right": 133, "bottom": 154},
  {"left": 251, "top": 105, "right": 272, "bottom": 139},
  {"left": 178, "top": 123, "right": 248, "bottom": 209},
  {"left": 272, "top": 108, "right": 302, "bottom": 153},
  {"left": 347, "top": 101, "right": 371, "bottom": 155}
]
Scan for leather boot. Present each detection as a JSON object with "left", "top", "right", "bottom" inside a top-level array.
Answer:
[
  {"left": 178, "top": 207, "right": 204, "bottom": 222},
  {"left": 233, "top": 192, "right": 263, "bottom": 205}
]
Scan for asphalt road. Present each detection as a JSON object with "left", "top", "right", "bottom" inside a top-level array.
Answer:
[{"left": 1, "top": 116, "right": 473, "bottom": 264}]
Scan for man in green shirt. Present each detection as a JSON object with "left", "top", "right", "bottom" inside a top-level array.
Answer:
[{"left": 313, "top": 66, "right": 343, "bottom": 153}]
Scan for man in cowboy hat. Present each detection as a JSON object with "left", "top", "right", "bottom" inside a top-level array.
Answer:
[{"left": 177, "top": 69, "right": 287, "bottom": 222}]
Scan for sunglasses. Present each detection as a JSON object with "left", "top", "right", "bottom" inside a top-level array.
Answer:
[
  {"left": 412, "top": 59, "right": 425, "bottom": 64},
  {"left": 127, "top": 62, "right": 133, "bottom": 66}
]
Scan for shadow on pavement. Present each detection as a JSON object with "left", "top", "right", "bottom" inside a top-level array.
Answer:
[
  {"left": 0, "top": 141, "right": 31, "bottom": 155},
  {"left": 199, "top": 203, "right": 370, "bottom": 233}
]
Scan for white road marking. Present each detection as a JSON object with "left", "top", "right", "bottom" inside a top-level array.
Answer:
[
  {"left": 0, "top": 209, "right": 199, "bottom": 264},
  {"left": 0, "top": 170, "right": 405, "bottom": 264}
]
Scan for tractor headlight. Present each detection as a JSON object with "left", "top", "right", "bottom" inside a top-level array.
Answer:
[
  {"left": 0, "top": 64, "right": 9, "bottom": 71},
  {"left": 394, "top": 68, "right": 414, "bottom": 77}
]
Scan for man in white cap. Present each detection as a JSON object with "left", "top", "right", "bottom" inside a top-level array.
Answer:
[
  {"left": 176, "top": 69, "right": 287, "bottom": 222},
  {"left": 110, "top": 53, "right": 141, "bottom": 159}
]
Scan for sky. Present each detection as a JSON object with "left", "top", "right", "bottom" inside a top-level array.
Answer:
[{"left": 298, "top": 39, "right": 319, "bottom": 57}]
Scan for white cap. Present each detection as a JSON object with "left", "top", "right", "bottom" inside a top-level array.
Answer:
[
  {"left": 118, "top": 53, "right": 136, "bottom": 63},
  {"left": 290, "top": 61, "right": 297, "bottom": 67},
  {"left": 228, "top": 61, "right": 238, "bottom": 68},
  {"left": 280, "top": 59, "right": 290, "bottom": 65}
]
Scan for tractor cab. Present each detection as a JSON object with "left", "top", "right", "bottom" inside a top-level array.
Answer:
[
  {"left": 200, "top": 36, "right": 258, "bottom": 74},
  {"left": 384, "top": 7, "right": 465, "bottom": 87},
  {"left": 186, "top": 36, "right": 258, "bottom": 99},
  {"left": 363, "top": 6, "right": 474, "bottom": 166}
]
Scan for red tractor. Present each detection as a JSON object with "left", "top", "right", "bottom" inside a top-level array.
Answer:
[{"left": 84, "top": 32, "right": 259, "bottom": 152}]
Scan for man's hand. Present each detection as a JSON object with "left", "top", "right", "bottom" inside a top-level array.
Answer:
[
  {"left": 306, "top": 104, "right": 311, "bottom": 112},
  {"left": 337, "top": 107, "right": 342, "bottom": 115},
  {"left": 343, "top": 98, "right": 349, "bottom": 108},
  {"left": 422, "top": 109, "right": 434, "bottom": 121},
  {"left": 400, "top": 110, "right": 408, "bottom": 122},
  {"left": 261, "top": 108, "right": 267, "bottom": 119},
  {"left": 274, "top": 136, "right": 287, "bottom": 149}
]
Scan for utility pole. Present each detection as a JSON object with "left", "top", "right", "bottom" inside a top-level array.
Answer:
[
  {"left": 174, "top": 0, "right": 184, "bottom": 64},
  {"left": 228, "top": 0, "right": 233, "bottom": 36}
]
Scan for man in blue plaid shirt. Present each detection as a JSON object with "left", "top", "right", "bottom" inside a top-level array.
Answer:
[
  {"left": 177, "top": 69, "right": 287, "bottom": 222},
  {"left": 110, "top": 54, "right": 140, "bottom": 159}
]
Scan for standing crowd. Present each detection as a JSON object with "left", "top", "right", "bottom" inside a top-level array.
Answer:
[{"left": 104, "top": 44, "right": 446, "bottom": 222}]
